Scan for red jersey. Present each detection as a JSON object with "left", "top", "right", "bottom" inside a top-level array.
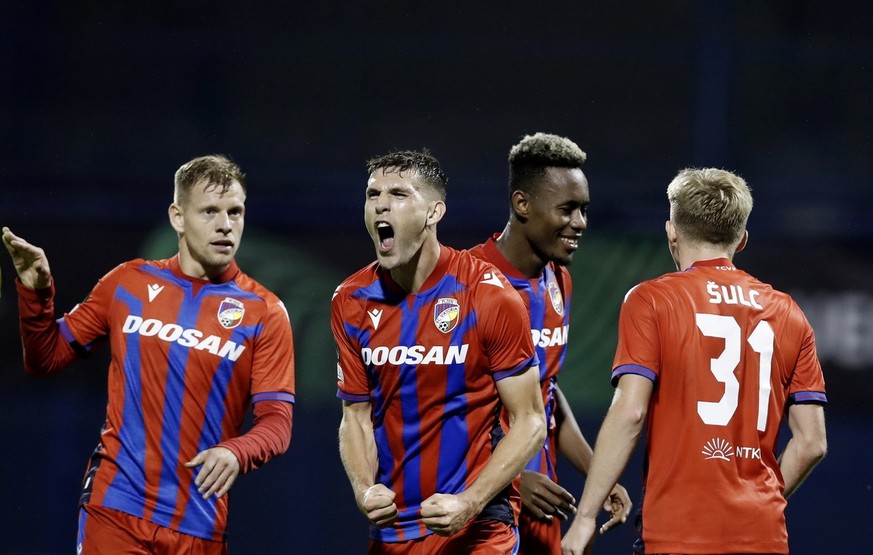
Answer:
[
  {"left": 332, "top": 245, "right": 537, "bottom": 543},
  {"left": 57, "top": 256, "right": 295, "bottom": 541},
  {"left": 612, "top": 258, "right": 827, "bottom": 554},
  {"left": 469, "top": 235, "right": 571, "bottom": 480}
]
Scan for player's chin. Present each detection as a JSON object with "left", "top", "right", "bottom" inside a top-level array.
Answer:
[{"left": 551, "top": 251, "right": 575, "bottom": 266}]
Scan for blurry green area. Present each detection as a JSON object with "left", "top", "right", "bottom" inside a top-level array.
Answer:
[
  {"left": 141, "top": 226, "right": 345, "bottom": 405},
  {"left": 140, "top": 228, "right": 674, "bottom": 412},
  {"left": 562, "top": 233, "right": 675, "bottom": 412}
]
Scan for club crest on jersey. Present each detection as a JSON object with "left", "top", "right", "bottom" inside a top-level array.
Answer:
[
  {"left": 217, "top": 297, "right": 245, "bottom": 329},
  {"left": 434, "top": 297, "right": 460, "bottom": 333},
  {"left": 548, "top": 281, "right": 564, "bottom": 316}
]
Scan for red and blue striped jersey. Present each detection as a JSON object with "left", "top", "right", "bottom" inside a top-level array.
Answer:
[
  {"left": 332, "top": 245, "right": 537, "bottom": 543},
  {"left": 58, "top": 256, "right": 295, "bottom": 541},
  {"left": 469, "top": 236, "right": 572, "bottom": 482}
]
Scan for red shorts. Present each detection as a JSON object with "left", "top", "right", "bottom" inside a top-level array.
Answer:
[
  {"left": 368, "top": 520, "right": 518, "bottom": 555},
  {"left": 517, "top": 510, "right": 561, "bottom": 555},
  {"left": 77, "top": 504, "right": 227, "bottom": 555}
]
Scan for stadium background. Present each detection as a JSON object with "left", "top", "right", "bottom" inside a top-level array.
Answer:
[{"left": 1, "top": 2, "right": 871, "bottom": 552}]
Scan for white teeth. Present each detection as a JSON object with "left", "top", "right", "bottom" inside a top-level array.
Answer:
[{"left": 377, "top": 222, "right": 390, "bottom": 228}]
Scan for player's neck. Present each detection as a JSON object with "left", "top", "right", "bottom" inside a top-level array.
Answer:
[
  {"left": 390, "top": 235, "right": 442, "bottom": 294},
  {"left": 495, "top": 223, "right": 545, "bottom": 279},
  {"left": 674, "top": 244, "right": 733, "bottom": 271}
]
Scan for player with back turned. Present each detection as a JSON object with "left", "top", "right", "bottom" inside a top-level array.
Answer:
[
  {"left": 469, "top": 132, "right": 631, "bottom": 555},
  {"left": 561, "top": 167, "right": 827, "bottom": 555},
  {"left": 3, "top": 155, "right": 296, "bottom": 554},
  {"left": 333, "top": 149, "right": 546, "bottom": 554}
]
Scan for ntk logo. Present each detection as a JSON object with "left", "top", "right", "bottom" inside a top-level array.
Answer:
[{"left": 702, "top": 438, "right": 762, "bottom": 462}]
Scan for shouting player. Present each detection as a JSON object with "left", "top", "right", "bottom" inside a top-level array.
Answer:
[
  {"left": 3, "top": 155, "right": 296, "bottom": 554},
  {"left": 333, "top": 149, "right": 546, "bottom": 554}
]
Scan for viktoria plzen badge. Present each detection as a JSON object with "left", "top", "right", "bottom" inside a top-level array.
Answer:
[
  {"left": 434, "top": 297, "right": 460, "bottom": 333},
  {"left": 218, "top": 297, "right": 245, "bottom": 329}
]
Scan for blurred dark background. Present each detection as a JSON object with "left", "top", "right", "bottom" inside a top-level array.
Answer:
[{"left": 1, "top": 2, "right": 871, "bottom": 553}]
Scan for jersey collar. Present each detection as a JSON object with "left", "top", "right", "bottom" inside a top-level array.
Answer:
[{"left": 169, "top": 255, "right": 240, "bottom": 284}]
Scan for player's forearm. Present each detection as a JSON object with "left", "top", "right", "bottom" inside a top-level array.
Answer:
[
  {"left": 576, "top": 403, "right": 643, "bottom": 519},
  {"left": 462, "top": 409, "right": 546, "bottom": 514},
  {"left": 555, "top": 386, "right": 594, "bottom": 475},
  {"left": 17, "top": 280, "right": 75, "bottom": 375},
  {"left": 780, "top": 403, "right": 827, "bottom": 499},
  {"left": 339, "top": 408, "right": 379, "bottom": 496},
  {"left": 779, "top": 435, "right": 827, "bottom": 498},
  {"left": 219, "top": 400, "right": 292, "bottom": 474}
]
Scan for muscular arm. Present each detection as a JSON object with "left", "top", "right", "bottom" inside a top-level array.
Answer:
[
  {"left": 421, "top": 365, "right": 546, "bottom": 536},
  {"left": 339, "top": 400, "right": 397, "bottom": 528},
  {"left": 562, "top": 374, "right": 652, "bottom": 554},
  {"left": 779, "top": 403, "right": 827, "bottom": 499}
]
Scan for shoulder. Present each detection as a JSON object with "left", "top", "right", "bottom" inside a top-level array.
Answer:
[
  {"left": 466, "top": 241, "right": 488, "bottom": 262},
  {"left": 620, "top": 271, "right": 679, "bottom": 305},
  {"left": 230, "top": 270, "right": 291, "bottom": 322},
  {"left": 331, "top": 262, "right": 381, "bottom": 310},
  {"left": 97, "top": 258, "right": 158, "bottom": 283},
  {"left": 447, "top": 247, "right": 501, "bottom": 283}
]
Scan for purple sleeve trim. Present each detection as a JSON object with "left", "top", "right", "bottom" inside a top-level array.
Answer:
[
  {"left": 252, "top": 391, "right": 295, "bottom": 404},
  {"left": 611, "top": 364, "right": 657, "bottom": 386},
  {"left": 337, "top": 390, "right": 370, "bottom": 402},
  {"left": 789, "top": 391, "right": 828, "bottom": 405},
  {"left": 494, "top": 353, "right": 538, "bottom": 382}
]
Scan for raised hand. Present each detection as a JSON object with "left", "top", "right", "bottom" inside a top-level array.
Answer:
[{"left": 2, "top": 227, "right": 52, "bottom": 289}]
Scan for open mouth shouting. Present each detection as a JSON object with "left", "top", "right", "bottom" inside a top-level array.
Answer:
[{"left": 376, "top": 222, "right": 395, "bottom": 253}]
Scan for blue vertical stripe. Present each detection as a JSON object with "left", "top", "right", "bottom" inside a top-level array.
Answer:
[
  {"left": 436, "top": 312, "right": 476, "bottom": 493},
  {"left": 151, "top": 287, "right": 200, "bottom": 528},
  {"left": 180, "top": 321, "right": 258, "bottom": 532},
  {"left": 104, "top": 286, "right": 147, "bottom": 517},
  {"left": 397, "top": 298, "right": 423, "bottom": 516}
]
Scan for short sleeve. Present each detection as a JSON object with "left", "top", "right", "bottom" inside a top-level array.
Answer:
[
  {"left": 611, "top": 284, "right": 659, "bottom": 385},
  {"left": 332, "top": 288, "right": 370, "bottom": 401},
  {"left": 787, "top": 303, "right": 827, "bottom": 405},
  {"left": 475, "top": 272, "right": 537, "bottom": 381},
  {"left": 250, "top": 297, "right": 296, "bottom": 402}
]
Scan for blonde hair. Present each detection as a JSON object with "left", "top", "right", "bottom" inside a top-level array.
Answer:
[{"left": 667, "top": 168, "right": 753, "bottom": 248}]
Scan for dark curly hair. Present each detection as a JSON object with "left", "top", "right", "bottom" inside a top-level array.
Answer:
[{"left": 509, "top": 132, "right": 586, "bottom": 195}]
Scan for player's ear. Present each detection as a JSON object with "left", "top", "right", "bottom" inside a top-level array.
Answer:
[
  {"left": 510, "top": 190, "right": 529, "bottom": 219},
  {"left": 665, "top": 220, "right": 678, "bottom": 245},
  {"left": 735, "top": 230, "right": 749, "bottom": 254},
  {"left": 426, "top": 200, "right": 446, "bottom": 226},
  {"left": 169, "top": 203, "right": 185, "bottom": 234}
]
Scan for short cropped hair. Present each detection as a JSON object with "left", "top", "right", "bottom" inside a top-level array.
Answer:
[
  {"left": 174, "top": 155, "right": 247, "bottom": 206},
  {"left": 509, "top": 132, "right": 587, "bottom": 195},
  {"left": 667, "top": 168, "right": 753, "bottom": 248},
  {"left": 366, "top": 149, "right": 447, "bottom": 200}
]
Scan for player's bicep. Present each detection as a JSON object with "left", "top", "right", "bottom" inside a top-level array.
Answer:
[
  {"left": 496, "top": 365, "right": 543, "bottom": 421},
  {"left": 785, "top": 402, "right": 826, "bottom": 448}
]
